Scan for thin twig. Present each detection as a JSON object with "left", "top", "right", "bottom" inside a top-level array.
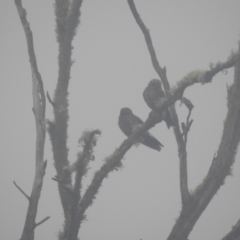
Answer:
[
  {"left": 52, "top": 176, "right": 73, "bottom": 193},
  {"left": 184, "top": 118, "right": 193, "bottom": 144},
  {"left": 127, "top": 0, "right": 170, "bottom": 93},
  {"left": 47, "top": 91, "right": 55, "bottom": 107},
  {"left": 13, "top": 181, "right": 30, "bottom": 201},
  {"left": 52, "top": 176, "right": 62, "bottom": 183},
  {"left": 181, "top": 98, "right": 194, "bottom": 143},
  {"left": 35, "top": 216, "right": 50, "bottom": 228}
]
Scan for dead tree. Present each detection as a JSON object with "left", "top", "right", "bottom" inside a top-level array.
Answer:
[
  {"left": 14, "top": 0, "right": 240, "bottom": 240},
  {"left": 14, "top": 1, "right": 48, "bottom": 240}
]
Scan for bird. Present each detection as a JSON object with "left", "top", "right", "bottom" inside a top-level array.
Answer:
[
  {"left": 118, "top": 107, "right": 163, "bottom": 151},
  {"left": 143, "top": 79, "right": 173, "bottom": 128}
]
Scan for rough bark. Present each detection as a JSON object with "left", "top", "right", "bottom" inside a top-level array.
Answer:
[
  {"left": 167, "top": 52, "right": 240, "bottom": 239},
  {"left": 222, "top": 218, "right": 240, "bottom": 240},
  {"left": 14, "top": 1, "right": 47, "bottom": 240},
  {"left": 48, "top": 1, "right": 84, "bottom": 239}
]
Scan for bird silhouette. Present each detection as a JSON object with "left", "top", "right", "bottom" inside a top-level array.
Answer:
[
  {"left": 118, "top": 107, "right": 163, "bottom": 151},
  {"left": 143, "top": 79, "right": 173, "bottom": 128}
]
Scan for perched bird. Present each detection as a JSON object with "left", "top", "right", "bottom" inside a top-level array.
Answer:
[
  {"left": 143, "top": 79, "right": 173, "bottom": 128},
  {"left": 118, "top": 107, "right": 163, "bottom": 151}
]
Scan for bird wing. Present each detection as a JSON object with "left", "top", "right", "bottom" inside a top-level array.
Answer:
[
  {"left": 118, "top": 109, "right": 164, "bottom": 151},
  {"left": 118, "top": 114, "right": 132, "bottom": 136},
  {"left": 141, "top": 132, "right": 164, "bottom": 151},
  {"left": 131, "top": 113, "right": 164, "bottom": 151},
  {"left": 143, "top": 86, "right": 155, "bottom": 109},
  {"left": 130, "top": 113, "right": 143, "bottom": 125},
  {"left": 118, "top": 111, "right": 143, "bottom": 136}
]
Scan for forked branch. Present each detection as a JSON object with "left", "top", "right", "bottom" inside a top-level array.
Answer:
[
  {"left": 127, "top": 0, "right": 191, "bottom": 205},
  {"left": 127, "top": 1, "right": 240, "bottom": 239}
]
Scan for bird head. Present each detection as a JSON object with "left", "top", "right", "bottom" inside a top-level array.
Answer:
[
  {"left": 120, "top": 107, "right": 132, "bottom": 116},
  {"left": 149, "top": 79, "right": 162, "bottom": 88}
]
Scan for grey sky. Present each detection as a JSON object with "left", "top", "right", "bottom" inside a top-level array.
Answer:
[{"left": 1, "top": 1, "right": 240, "bottom": 239}]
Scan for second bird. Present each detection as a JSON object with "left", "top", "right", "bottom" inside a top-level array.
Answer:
[
  {"left": 143, "top": 79, "right": 173, "bottom": 128},
  {"left": 118, "top": 107, "right": 163, "bottom": 152}
]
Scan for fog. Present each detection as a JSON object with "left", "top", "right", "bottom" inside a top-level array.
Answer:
[{"left": 1, "top": 1, "right": 240, "bottom": 239}]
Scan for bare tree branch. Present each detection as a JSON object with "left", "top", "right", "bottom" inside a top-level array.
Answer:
[
  {"left": 127, "top": 0, "right": 240, "bottom": 209},
  {"left": 127, "top": 0, "right": 191, "bottom": 205},
  {"left": 74, "top": 130, "right": 101, "bottom": 199},
  {"left": 181, "top": 97, "right": 194, "bottom": 143},
  {"left": 14, "top": 1, "right": 47, "bottom": 239},
  {"left": 13, "top": 181, "right": 30, "bottom": 201},
  {"left": 167, "top": 44, "right": 240, "bottom": 240},
  {"left": 46, "top": 1, "right": 84, "bottom": 239},
  {"left": 47, "top": 91, "right": 55, "bottom": 107},
  {"left": 221, "top": 218, "right": 240, "bottom": 240},
  {"left": 54, "top": 0, "right": 70, "bottom": 42},
  {"left": 66, "top": 0, "right": 83, "bottom": 39},
  {"left": 127, "top": 1, "right": 240, "bottom": 239},
  {"left": 127, "top": 0, "right": 171, "bottom": 95},
  {"left": 66, "top": 55, "right": 238, "bottom": 235},
  {"left": 35, "top": 216, "right": 51, "bottom": 228}
]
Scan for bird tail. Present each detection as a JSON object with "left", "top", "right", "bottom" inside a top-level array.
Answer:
[{"left": 141, "top": 133, "right": 164, "bottom": 151}]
